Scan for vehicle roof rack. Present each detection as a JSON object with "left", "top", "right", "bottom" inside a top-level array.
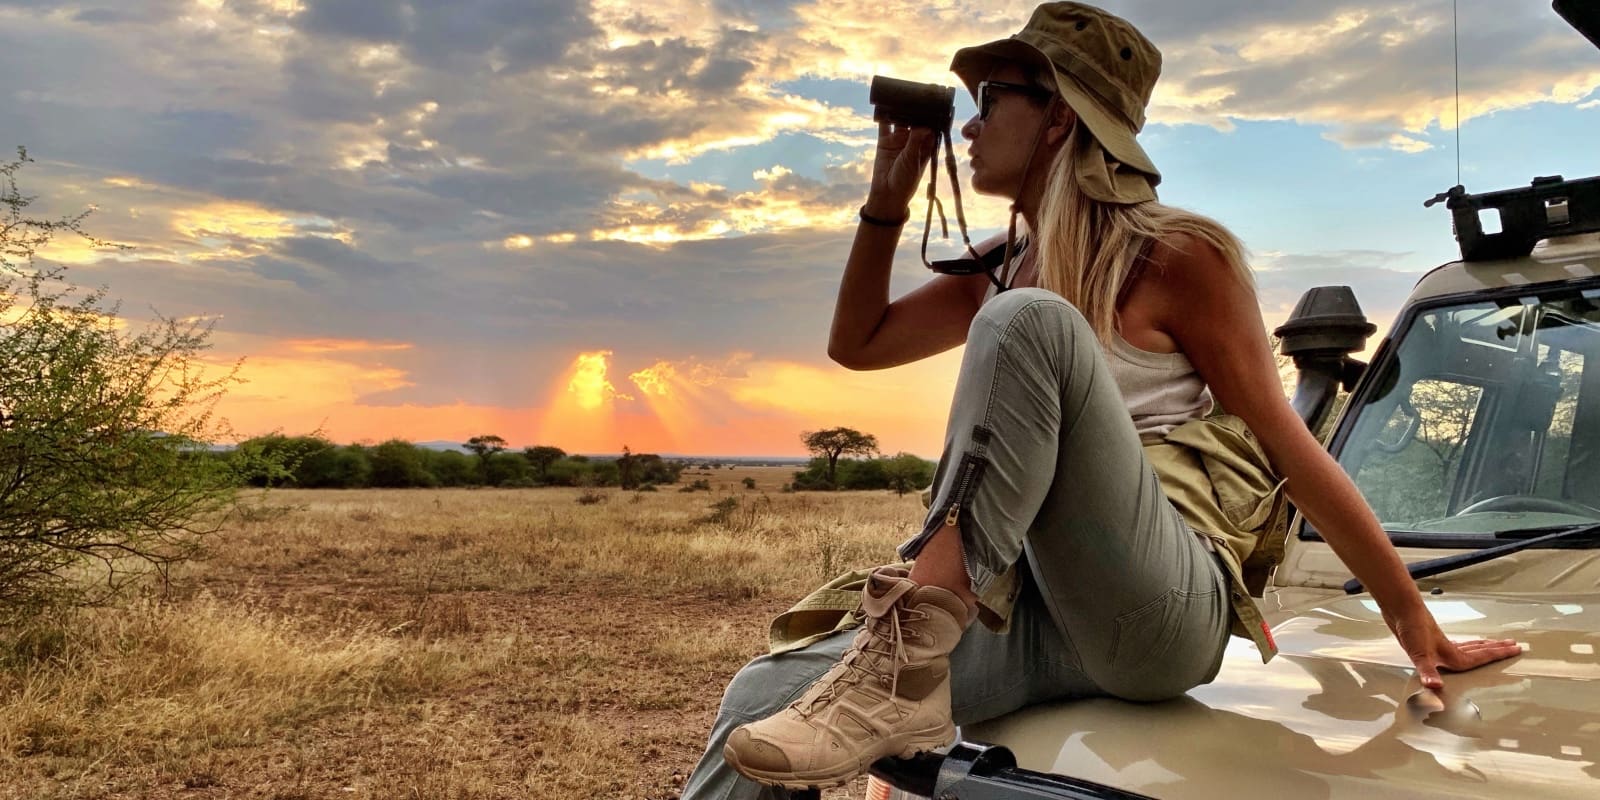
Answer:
[{"left": 1425, "top": 174, "right": 1600, "bottom": 262}]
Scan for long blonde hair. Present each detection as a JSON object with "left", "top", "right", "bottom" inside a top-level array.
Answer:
[{"left": 1033, "top": 126, "right": 1253, "bottom": 344}]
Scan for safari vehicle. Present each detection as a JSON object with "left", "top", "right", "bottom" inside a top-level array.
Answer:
[{"left": 826, "top": 5, "right": 1600, "bottom": 800}]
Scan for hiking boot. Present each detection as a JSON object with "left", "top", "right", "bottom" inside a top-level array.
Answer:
[{"left": 723, "top": 567, "right": 969, "bottom": 789}]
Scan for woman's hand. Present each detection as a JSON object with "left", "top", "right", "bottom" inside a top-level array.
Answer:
[
  {"left": 863, "top": 122, "right": 937, "bottom": 219},
  {"left": 1384, "top": 605, "right": 1523, "bottom": 691}
]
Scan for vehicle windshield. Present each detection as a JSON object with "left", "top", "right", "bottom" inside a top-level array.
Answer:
[{"left": 1336, "top": 284, "right": 1600, "bottom": 540}]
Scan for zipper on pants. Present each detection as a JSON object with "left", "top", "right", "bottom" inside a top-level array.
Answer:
[
  {"left": 909, "top": 448, "right": 988, "bottom": 573},
  {"left": 942, "top": 452, "right": 986, "bottom": 583},
  {"left": 905, "top": 425, "right": 992, "bottom": 582},
  {"left": 943, "top": 453, "right": 984, "bottom": 528}
]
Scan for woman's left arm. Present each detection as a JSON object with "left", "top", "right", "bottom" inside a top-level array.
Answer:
[{"left": 1157, "top": 238, "right": 1523, "bottom": 690}]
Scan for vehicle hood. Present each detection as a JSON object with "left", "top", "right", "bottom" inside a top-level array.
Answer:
[{"left": 964, "top": 593, "right": 1600, "bottom": 799}]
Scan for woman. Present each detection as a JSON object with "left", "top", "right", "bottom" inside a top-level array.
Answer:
[{"left": 683, "top": 3, "right": 1521, "bottom": 797}]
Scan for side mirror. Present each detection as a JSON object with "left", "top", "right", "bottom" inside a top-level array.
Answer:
[{"left": 1275, "top": 286, "right": 1378, "bottom": 435}]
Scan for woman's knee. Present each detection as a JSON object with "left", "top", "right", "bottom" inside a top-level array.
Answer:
[
  {"left": 970, "top": 288, "right": 1090, "bottom": 347},
  {"left": 716, "top": 645, "right": 840, "bottom": 721}
]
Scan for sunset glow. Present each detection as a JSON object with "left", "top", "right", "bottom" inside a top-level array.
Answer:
[{"left": 567, "top": 350, "right": 632, "bottom": 411}]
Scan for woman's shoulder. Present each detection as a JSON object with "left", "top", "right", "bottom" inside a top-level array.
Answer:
[{"left": 1145, "top": 228, "right": 1247, "bottom": 288}]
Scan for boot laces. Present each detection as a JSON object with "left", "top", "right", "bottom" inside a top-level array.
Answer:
[{"left": 796, "top": 599, "right": 923, "bottom": 717}]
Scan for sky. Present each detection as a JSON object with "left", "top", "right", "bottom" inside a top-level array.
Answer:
[{"left": 3, "top": 0, "right": 1598, "bottom": 458}]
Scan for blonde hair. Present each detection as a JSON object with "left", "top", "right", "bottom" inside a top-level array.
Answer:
[{"left": 1033, "top": 126, "right": 1254, "bottom": 344}]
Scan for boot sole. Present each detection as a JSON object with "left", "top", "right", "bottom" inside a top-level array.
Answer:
[{"left": 723, "top": 723, "right": 955, "bottom": 790}]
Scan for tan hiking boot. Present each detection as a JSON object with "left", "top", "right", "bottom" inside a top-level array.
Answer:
[{"left": 723, "top": 567, "right": 969, "bottom": 789}]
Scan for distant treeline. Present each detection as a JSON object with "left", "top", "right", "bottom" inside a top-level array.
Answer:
[
  {"left": 227, "top": 435, "right": 938, "bottom": 493},
  {"left": 231, "top": 435, "right": 685, "bottom": 489}
]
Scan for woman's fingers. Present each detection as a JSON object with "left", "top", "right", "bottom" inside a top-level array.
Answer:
[
  {"left": 1407, "top": 636, "right": 1523, "bottom": 690},
  {"left": 1446, "top": 638, "right": 1524, "bottom": 667},
  {"left": 1451, "top": 638, "right": 1520, "bottom": 653},
  {"left": 877, "top": 121, "right": 913, "bottom": 150}
]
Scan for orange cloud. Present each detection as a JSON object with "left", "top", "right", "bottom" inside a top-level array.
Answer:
[
  {"left": 284, "top": 338, "right": 414, "bottom": 354},
  {"left": 628, "top": 353, "right": 751, "bottom": 396},
  {"left": 568, "top": 350, "right": 634, "bottom": 410}
]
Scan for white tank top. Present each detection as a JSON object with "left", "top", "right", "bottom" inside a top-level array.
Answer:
[
  {"left": 1105, "top": 333, "right": 1214, "bottom": 439},
  {"left": 981, "top": 254, "right": 1213, "bottom": 439}
]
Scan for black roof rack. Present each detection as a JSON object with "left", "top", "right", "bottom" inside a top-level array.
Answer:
[{"left": 1425, "top": 174, "right": 1600, "bottom": 262}]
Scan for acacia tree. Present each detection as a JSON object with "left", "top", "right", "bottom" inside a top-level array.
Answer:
[
  {"left": 464, "top": 434, "right": 507, "bottom": 482},
  {"left": 0, "top": 147, "right": 249, "bottom": 621},
  {"left": 522, "top": 445, "right": 565, "bottom": 483},
  {"left": 801, "top": 427, "right": 879, "bottom": 488},
  {"left": 617, "top": 444, "right": 637, "bottom": 490}
]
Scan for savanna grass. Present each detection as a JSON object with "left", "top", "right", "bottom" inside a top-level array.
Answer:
[{"left": 1, "top": 468, "right": 922, "bottom": 798}]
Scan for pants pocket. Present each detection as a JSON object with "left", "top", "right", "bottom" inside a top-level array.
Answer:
[
  {"left": 1109, "top": 588, "right": 1181, "bottom": 669},
  {"left": 1105, "top": 586, "right": 1221, "bottom": 700}
]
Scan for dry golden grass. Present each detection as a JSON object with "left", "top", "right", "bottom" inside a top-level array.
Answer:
[{"left": 0, "top": 470, "right": 926, "bottom": 799}]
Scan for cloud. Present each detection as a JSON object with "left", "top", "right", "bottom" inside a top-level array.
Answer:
[
  {"left": 1250, "top": 250, "right": 1424, "bottom": 339},
  {"left": 1255, "top": 248, "right": 1416, "bottom": 273},
  {"left": 286, "top": 338, "right": 415, "bottom": 354},
  {"left": 292, "top": 0, "right": 601, "bottom": 72},
  {"left": 628, "top": 353, "right": 754, "bottom": 396},
  {"left": 291, "top": 0, "right": 409, "bottom": 42},
  {"left": 1141, "top": 2, "right": 1600, "bottom": 150}
]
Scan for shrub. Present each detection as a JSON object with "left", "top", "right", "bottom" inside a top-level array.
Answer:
[
  {"left": 702, "top": 497, "right": 740, "bottom": 525},
  {"left": 0, "top": 148, "right": 255, "bottom": 619},
  {"left": 423, "top": 449, "right": 475, "bottom": 487},
  {"left": 368, "top": 440, "right": 436, "bottom": 488},
  {"left": 791, "top": 454, "right": 934, "bottom": 492}
]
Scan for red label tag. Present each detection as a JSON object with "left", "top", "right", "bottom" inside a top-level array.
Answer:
[{"left": 1260, "top": 621, "right": 1277, "bottom": 652}]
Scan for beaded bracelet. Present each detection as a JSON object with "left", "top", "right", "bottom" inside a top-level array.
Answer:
[{"left": 858, "top": 205, "right": 910, "bottom": 227}]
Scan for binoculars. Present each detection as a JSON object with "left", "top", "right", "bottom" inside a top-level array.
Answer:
[{"left": 868, "top": 75, "right": 956, "bottom": 131}]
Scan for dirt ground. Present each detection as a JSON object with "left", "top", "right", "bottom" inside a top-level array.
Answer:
[
  {"left": 164, "top": 582, "right": 790, "bottom": 800},
  {"left": 1, "top": 477, "right": 905, "bottom": 799}
]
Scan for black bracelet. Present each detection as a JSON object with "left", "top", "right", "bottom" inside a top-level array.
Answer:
[{"left": 858, "top": 205, "right": 910, "bottom": 227}]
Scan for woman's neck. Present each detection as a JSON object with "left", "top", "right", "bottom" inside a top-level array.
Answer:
[{"left": 1015, "top": 185, "right": 1044, "bottom": 235}]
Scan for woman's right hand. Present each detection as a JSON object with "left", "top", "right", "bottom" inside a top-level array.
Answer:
[{"left": 863, "top": 122, "right": 937, "bottom": 219}]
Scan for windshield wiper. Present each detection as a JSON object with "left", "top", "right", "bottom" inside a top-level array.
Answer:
[{"left": 1344, "top": 522, "right": 1600, "bottom": 594}]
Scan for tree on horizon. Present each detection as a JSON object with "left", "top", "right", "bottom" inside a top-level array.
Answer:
[
  {"left": 465, "top": 434, "right": 508, "bottom": 482},
  {"left": 522, "top": 445, "right": 566, "bottom": 482},
  {"left": 800, "top": 427, "right": 879, "bottom": 488}
]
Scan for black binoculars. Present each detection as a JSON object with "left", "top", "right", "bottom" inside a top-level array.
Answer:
[{"left": 869, "top": 75, "right": 956, "bottom": 131}]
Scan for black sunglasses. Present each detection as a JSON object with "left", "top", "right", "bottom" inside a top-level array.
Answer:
[{"left": 977, "top": 80, "right": 1052, "bottom": 120}]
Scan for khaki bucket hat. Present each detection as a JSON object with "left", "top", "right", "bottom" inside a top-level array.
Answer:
[{"left": 951, "top": 2, "right": 1161, "bottom": 204}]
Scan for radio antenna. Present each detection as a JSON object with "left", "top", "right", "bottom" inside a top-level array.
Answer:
[{"left": 1453, "top": 0, "right": 1462, "bottom": 186}]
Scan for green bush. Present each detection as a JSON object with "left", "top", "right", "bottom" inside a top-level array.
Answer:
[
  {"left": 0, "top": 148, "right": 257, "bottom": 619},
  {"left": 368, "top": 440, "right": 436, "bottom": 488},
  {"left": 299, "top": 443, "right": 372, "bottom": 488},
  {"left": 485, "top": 452, "right": 532, "bottom": 487},
  {"left": 791, "top": 454, "right": 934, "bottom": 492}
]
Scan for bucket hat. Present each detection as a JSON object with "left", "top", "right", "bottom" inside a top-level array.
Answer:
[{"left": 951, "top": 2, "right": 1161, "bottom": 204}]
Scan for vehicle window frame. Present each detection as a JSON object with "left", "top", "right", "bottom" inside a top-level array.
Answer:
[{"left": 1301, "top": 276, "right": 1600, "bottom": 550}]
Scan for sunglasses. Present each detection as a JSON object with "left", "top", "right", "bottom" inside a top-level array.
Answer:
[{"left": 976, "top": 80, "right": 1053, "bottom": 121}]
